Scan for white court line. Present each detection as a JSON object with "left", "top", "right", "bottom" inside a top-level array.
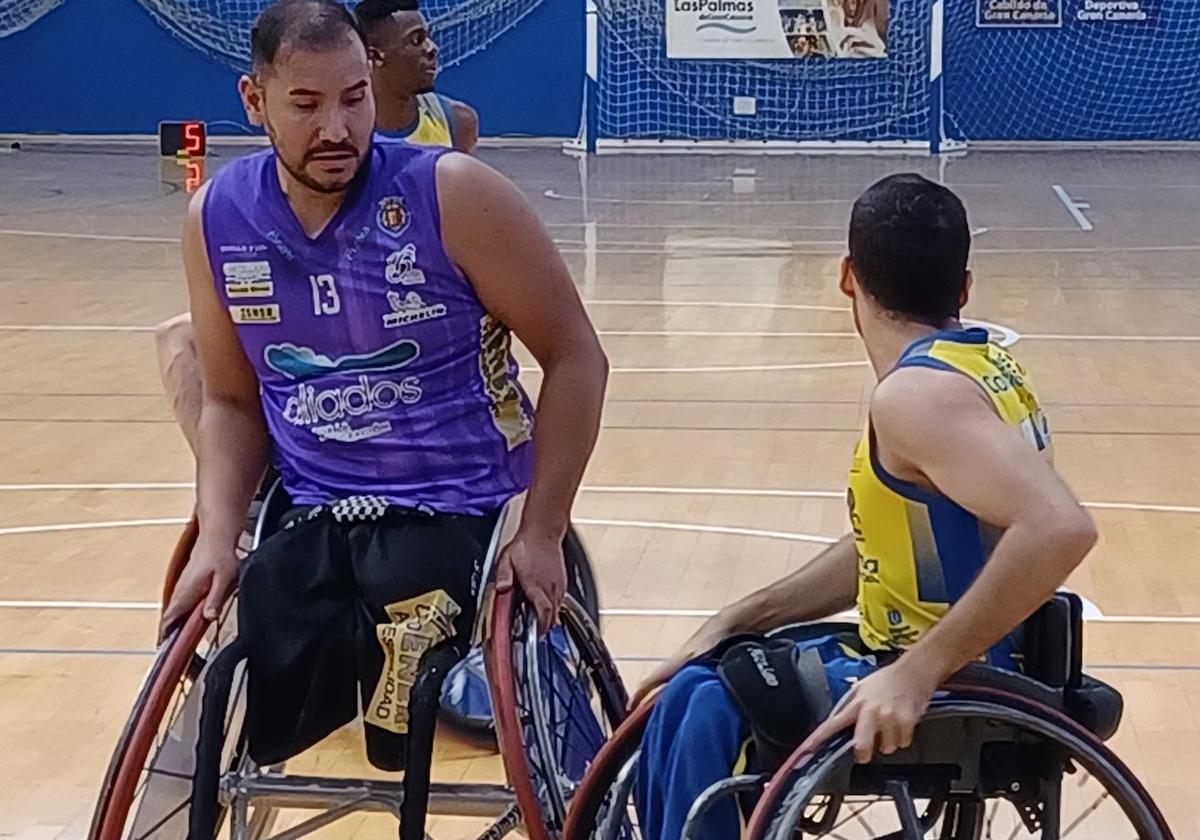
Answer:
[
  {"left": 0, "top": 482, "right": 194, "bottom": 491},
  {"left": 2, "top": 483, "right": 1197, "bottom": 517},
  {"left": 4, "top": 599, "right": 1198, "bottom": 625},
  {"left": 1083, "top": 501, "right": 1200, "bottom": 515},
  {"left": 572, "top": 517, "right": 836, "bottom": 544},
  {"left": 0, "top": 228, "right": 178, "bottom": 244},
  {"left": 977, "top": 243, "right": 1199, "bottom": 254},
  {"left": 0, "top": 517, "right": 188, "bottom": 536},
  {"left": 586, "top": 299, "right": 850, "bottom": 312},
  {"left": 0, "top": 599, "right": 158, "bottom": 610},
  {"left": 601, "top": 360, "right": 868, "bottom": 374},
  {"left": 0, "top": 514, "right": 836, "bottom": 545},
  {"left": 0, "top": 324, "right": 157, "bottom": 333},
  {"left": 600, "top": 330, "right": 858, "bottom": 338},
  {"left": 1023, "top": 333, "right": 1200, "bottom": 342},
  {"left": 543, "top": 189, "right": 846, "bottom": 206},
  {"left": 1051, "top": 185, "right": 1095, "bottom": 232},
  {"left": 583, "top": 486, "right": 844, "bottom": 499}
]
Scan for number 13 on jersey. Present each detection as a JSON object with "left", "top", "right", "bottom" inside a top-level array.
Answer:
[{"left": 310, "top": 274, "right": 341, "bottom": 316}]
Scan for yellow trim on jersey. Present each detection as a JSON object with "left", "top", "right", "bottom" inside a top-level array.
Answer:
[
  {"left": 848, "top": 328, "right": 1050, "bottom": 658},
  {"left": 402, "top": 92, "right": 455, "bottom": 149}
]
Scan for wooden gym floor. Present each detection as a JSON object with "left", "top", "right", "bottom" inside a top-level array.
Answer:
[{"left": 1, "top": 143, "right": 1199, "bottom": 837}]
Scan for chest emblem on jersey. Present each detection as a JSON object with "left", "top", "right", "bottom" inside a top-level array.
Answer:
[
  {"left": 377, "top": 195, "right": 411, "bottom": 237},
  {"left": 384, "top": 291, "right": 447, "bottom": 329},
  {"left": 264, "top": 339, "right": 423, "bottom": 445},
  {"left": 223, "top": 260, "right": 274, "bottom": 298},
  {"left": 385, "top": 244, "right": 426, "bottom": 286}
]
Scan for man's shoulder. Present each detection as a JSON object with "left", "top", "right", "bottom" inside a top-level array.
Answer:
[{"left": 871, "top": 366, "right": 992, "bottom": 442}]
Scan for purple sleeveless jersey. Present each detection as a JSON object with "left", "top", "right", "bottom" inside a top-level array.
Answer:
[{"left": 201, "top": 141, "right": 534, "bottom": 514}]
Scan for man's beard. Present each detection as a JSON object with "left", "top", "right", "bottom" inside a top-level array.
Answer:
[{"left": 266, "top": 120, "right": 364, "bottom": 195}]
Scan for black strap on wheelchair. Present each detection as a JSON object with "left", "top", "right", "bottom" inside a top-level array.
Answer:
[
  {"left": 714, "top": 636, "right": 835, "bottom": 772},
  {"left": 190, "top": 636, "right": 248, "bottom": 840}
]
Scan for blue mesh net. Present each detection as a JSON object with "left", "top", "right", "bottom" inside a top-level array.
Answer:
[
  {"left": 594, "top": 0, "right": 932, "bottom": 144},
  {"left": 129, "top": 0, "right": 546, "bottom": 71},
  {"left": 944, "top": 0, "right": 1200, "bottom": 141},
  {"left": 0, "top": 0, "right": 65, "bottom": 38}
]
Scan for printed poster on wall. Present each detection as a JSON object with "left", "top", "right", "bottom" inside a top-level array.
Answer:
[
  {"left": 976, "top": 0, "right": 1063, "bottom": 27},
  {"left": 666, "top": 0, "right": 889, "bottom": 60},
  {"left": 977, "top": 0, "right": 1154, "bottom": 27}
]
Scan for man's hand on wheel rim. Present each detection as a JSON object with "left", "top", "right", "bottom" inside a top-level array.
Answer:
[
  {"left": 159, "top": 536, "right": 238, "bottom": 639},
  {"left": 495, "top": 529, "right": 566, "bottom": 635}
]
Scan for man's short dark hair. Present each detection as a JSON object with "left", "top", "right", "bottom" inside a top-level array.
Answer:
[
  {"left": 354, "top": 0, "right": 420, "bottom": 34},
  {"left": 250, "top": 0, "right": 370, "bottom": 74},
  {"left": 848, "top": 173, "right": 971, "bottom": 326}
]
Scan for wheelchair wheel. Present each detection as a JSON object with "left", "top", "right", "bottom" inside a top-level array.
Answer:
[
  {"left": 746, "top": 686, "right": 1175, "bottom": 840},
  {"left": 486, "top": 587, "right": 629, "bottom": 840},
  {"left": 89, "top": 603, "right": 252, "bottom": 840},
  {"left": 560, "top": 699, "right": 658, "bottom": 840},
  {"left": 440, "top": 524, "right": 603, "bottom": 740},
  {"left": 92, "top": 517, "right": 270, "bottom": 840}
]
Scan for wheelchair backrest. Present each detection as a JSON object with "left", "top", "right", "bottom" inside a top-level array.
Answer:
[{"left": 1020, "top": 591, "right": 1084, "bottom": 691}]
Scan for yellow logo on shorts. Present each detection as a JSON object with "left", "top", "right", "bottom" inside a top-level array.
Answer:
[{"left": 366, "top": 590, "right": 462, "bottom": 735}]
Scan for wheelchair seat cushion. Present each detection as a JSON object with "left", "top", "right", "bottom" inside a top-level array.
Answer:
[
  {"left": 1065, "top": 674, "right": 1124, "bottom": 741},
  {"left": 947, "top": 663, "right": 1123, "bottom": 741}
]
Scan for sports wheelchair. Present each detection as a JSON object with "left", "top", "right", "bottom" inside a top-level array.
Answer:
[
  {"left": 564, "top": 595, "right": 1176, "bottom": 839},
  {"left": 88, "top": 479, "right": 629, "bottom": 840}
]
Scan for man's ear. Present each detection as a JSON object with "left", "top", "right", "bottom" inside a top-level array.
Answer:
[
  {"left": 839, "top": 256, "right": 856, "bottom": 300},
  {"left": 239, "top": 74, "right": 265, "bottom": 127}
]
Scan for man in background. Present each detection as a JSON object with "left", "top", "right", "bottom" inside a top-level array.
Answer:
[{"left": 356, "top": 0, "right": 479, "bottom": 152}]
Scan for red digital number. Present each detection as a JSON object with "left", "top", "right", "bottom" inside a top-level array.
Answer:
[
  {"left": 184, "top": 122, "right": 204, "bottom": 155},
  {"left": 185, "top": 161, "right": 204, "bottom": 193}
]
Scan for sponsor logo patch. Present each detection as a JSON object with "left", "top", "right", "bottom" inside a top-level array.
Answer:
[
  {"left": 383, "top": 291, "right": 446, "bottom": 329},
  {"left": 229, "top": 304, "right": 280, "bottom": 324},
  {"left": 223, "top": 260, "right": 273, "bottom": 298},
  {"left": 385, "top": 244, "right": 426, "bottom": 286}
]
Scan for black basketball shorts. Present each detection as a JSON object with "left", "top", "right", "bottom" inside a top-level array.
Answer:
[{"left": 236, "top": 501, "right": 499, "bottom": 770}]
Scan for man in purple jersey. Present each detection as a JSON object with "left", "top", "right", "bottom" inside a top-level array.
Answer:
[{"left": 159, "top": 0, "right": 607, "bottom": 770}]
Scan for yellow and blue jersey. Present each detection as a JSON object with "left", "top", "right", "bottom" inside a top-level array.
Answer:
[
  {"left": 377, "top": 92, "right": 457, "bottom": 149},
  {"left": 849, "top": 327, "right": 1051, "bottom": 669}
]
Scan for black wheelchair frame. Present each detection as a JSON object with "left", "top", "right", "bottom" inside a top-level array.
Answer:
[
  {"left": 89, "top": 483, "right": 627, "bottom": 840},
  {"left": 563, "top": 594, "right": 1175, "bottom": 840}
]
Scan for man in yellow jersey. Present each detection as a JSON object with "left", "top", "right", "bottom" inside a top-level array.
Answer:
[
  {"left": 632, "top": 174, "right": 1098, "bottom": 840},
  {"left": 153, "top": 0, "right": 480, "bottom": 453},
  {"left": 355, "top": 0, "right": 479, "bottom": 152}
]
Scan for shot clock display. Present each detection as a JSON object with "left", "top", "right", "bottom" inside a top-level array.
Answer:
[{"left": 158, "top": 121, "right": 207, "bottom": 158}]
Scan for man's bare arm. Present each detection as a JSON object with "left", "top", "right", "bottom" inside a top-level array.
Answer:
[
  {"left": 439, "top": 152, "right": 606, "bottom": 542},
  {"left": 437, "top": 153, "right": 607, "bottom": 628},
  {"left": 632, "top": 534, "right": 858, "bottom": 705},
  {"left": 449, "top": 101, "right": 479, "bottom": 154},
  {"left": 874, "top": 369, "right": 1096, "bottom": 685},
  {"left": 162, "top": 184, "right": 270, "bottom": 629}
]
